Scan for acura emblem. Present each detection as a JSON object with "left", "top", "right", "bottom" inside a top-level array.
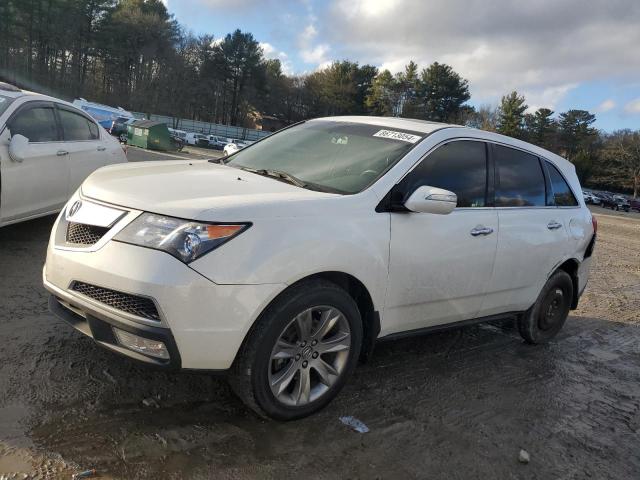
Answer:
[{"left": 68, "top": 200, "right": 82, "bottom": 217}]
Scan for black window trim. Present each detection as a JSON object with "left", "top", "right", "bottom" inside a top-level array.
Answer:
[
  {"left": 492, "top": 142, "right": 548, "bottom": 209},
  {"left": 54, "top": 103, "right": 101, "bottom": 142},
  {"left": 377, "top": 136, "right": 582, "bottom": 212},
  {"left": 3, "top": 100, "right": 63, "bottom": 143},
  {"left": 377, "top": 137, "right": 491, "bottom": 212},
  {"left": 541, "top": 158, "right": 580, "bottom": 208}
]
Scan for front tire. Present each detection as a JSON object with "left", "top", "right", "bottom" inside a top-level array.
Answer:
[
  {"left": 229, "top": 280, "right": 362, "bottom": 420},
  {"left": 518, "top": 270, "right": 573, "bottom": 344}
]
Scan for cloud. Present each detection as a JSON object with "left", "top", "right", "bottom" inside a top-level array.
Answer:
[
  {"left": 323, "top": 0, "right": 640, "bottom": 108},
  {"left": 624, "top": 98, "right": 640, "bottom": 114},
  {"left": 298, "top": 22, "right": 330, "bottom": 67},
  {"left": 259, "top": 42, "right": 294, "bottom": 75},
  {"left": 598, "top": 99, "right": 616, "bottom": 112}
]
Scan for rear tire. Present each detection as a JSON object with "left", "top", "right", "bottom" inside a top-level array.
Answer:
[
  {"left": 229, "top": 280, "right": 362, "bottom": 420},
  {"left": 518, "top": 270, "right": 573, "bottom": 344}
]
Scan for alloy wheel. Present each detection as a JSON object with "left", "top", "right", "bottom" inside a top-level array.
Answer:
[{"left": 268, "top": 306, "right": 351, "bottom": 407}]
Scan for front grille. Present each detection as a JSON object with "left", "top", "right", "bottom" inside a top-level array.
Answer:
[
  {"left": 66, "top": 222, "right": 110, "bottom": 246},
  {"left": 70, "top": 281, "right": 161, "bottom": 322}
]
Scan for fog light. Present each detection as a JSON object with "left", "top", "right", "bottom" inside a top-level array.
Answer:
[{"left": 113, "top": 328, "right": 170, "bottom": 360}]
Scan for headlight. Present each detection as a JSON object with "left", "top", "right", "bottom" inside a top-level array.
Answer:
[{"left": 114, "top": 213, "right": 250, "bottom": 263}]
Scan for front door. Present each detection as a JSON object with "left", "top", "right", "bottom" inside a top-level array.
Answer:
[
  {"left": 383, "top": 140, "right": 498, "bottom": 335},
  {"left": 1, "top": 101, "right": 69, "bottom": 222}
]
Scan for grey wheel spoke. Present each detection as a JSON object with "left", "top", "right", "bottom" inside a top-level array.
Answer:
[
  {"left": 312, "top": 358, "right": 338, "bottom": 387},
  {"left": 271, "top": 361, "right": 298, "bottom": 396},
  {"left": 272, "top": 339, "right": 297, "bottom": 359},
  {"left": 269, "top": 305, "right": 351, "bottom": 407},
  {"left": 313, "top": 308, "right": 340, "bottom": 340},
  {"left": 294, "top": 309, "right": 313, "bottom": 339},
  {"left": 294, "top": 367, "right": 311, "bottom": 405},
  {"left": 317, "top": 331, "right": 351, "bottom": 354}
]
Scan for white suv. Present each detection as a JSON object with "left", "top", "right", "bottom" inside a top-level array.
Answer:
[
  {"left": 0, "top": 83, "right": 127, "bottom": 227},
  {"left": 43, "top": 116, "right": 595, "bottom": 420}
]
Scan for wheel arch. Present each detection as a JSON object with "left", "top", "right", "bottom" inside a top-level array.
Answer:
[
  {"left": 295, "top": 271, "right": 380, "bottom": 362},
  {"left": 555, "top": 258, "right": 580, "bottom": 309},
  {"left": 234, "top": 270, "right": 380, "bottom": 367}
]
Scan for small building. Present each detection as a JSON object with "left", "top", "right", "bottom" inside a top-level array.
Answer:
[{"left": 127, "top": 120, "right": 176, "bottom": 151}]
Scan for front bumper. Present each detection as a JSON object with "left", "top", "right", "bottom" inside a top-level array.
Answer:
[
  {"left": 44, "top": 206, "right": 285, "bottom": 370},
  {"left": 48, "top": 293, "right": 182, "bottom": 368}
]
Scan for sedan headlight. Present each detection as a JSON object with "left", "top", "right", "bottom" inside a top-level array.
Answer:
[{"left": 114, "top": 213, "right": 250, "bottom": 263}]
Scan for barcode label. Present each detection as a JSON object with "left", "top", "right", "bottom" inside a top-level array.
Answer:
[{"left": 373, "top": 129, "right": 422, "bottom": 144}]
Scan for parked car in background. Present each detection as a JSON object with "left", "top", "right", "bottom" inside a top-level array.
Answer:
[
  {"left": 204, "top": 135, "right": 229, "bottom": 149},
  {"left": 44, "top": 116, "right": 594, "bottom": 420},
  {"left": 223, "top": 142, "right": 239, "bottom": 156},
  {"left": 628, "top": 197, "right": 640, "bottom": 212},
  {"left": 184, "top": 132, "right": 207, "bottom": 146},
  {"left": 599, "top": 193, "right": 630, "bottom": 211},
  {"left": 0, "top": 82, "right": 127, "bottom": 227},
  {"left": 582, "top": 190, "right": 601, "bottom": 205},
  {"left": 72, "top": 98, "right": 134, "bottom": 130},
  {"left": 223, "top": 139, "right": 249, "bottom": 156},
  {"left": 168, "top": 128, "right": 186, "bottom": 139},
  {"left": 109, "top": 116, "right": 135, "bottom": 142}
]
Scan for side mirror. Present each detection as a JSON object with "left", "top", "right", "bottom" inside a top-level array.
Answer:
[
  {"left": 404, "top": 185, "right": 457, "bottom": 214},
  {"left": 9, "top": 134, "right": 29, "bottom": 163}
]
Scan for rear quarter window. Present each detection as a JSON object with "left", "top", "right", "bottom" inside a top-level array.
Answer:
[{"left": 546, "top": 161, "right": 579, "bottom": 206}]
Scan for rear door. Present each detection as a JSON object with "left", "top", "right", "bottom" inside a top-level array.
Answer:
[
  {"left": 55, "top": 104, "right": 109, "bottom": 196},
  {"left": 481, "top": 144, "right": 569, "bottom": 316},
  {"left": 383, "top": 140, "right": 499, "bottom": 334},
  {"left": 1, "top": 101, "right": 69, "bottom": 221}
]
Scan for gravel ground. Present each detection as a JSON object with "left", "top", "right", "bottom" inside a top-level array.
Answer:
[{"left": 0, "top": 207, "right": 639, "bottom": 479}]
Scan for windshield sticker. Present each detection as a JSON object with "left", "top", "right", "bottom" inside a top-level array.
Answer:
[{"left": 373, "top": 129, "right": 421, "bottom": 144}]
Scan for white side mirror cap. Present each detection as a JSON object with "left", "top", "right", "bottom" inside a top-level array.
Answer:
[
  {"left": 404, "top": 185, "right": 457, "bottom": 214},
  {"left": 9, "top": 134, "right": 29, "bottom": 163}
]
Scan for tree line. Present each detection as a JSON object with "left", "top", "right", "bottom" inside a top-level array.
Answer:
[{"left": 1, "top": 0, "right": 638, "bottom": 196}]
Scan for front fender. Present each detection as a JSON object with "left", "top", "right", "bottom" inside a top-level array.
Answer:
[{"left": 189, "top": 212, "right": 390, "bottom": 312}]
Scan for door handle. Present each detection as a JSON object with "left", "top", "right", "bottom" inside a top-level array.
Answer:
[
  {"left": 470, "top": 226, "right": 494, "bottom": 236},
  {"left": 97, "top": 146, "right": 106, "bottom": 151},
  {"left": 56, "top": 150, "right": 68, "bottom": 156},
  {"left": 547, "top": 221, "right": 563, "bottom": 230}
]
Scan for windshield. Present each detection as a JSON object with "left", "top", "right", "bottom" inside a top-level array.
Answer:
[
  {"left": 0, "top": 95, "right": 15, "bottom": 117},
  {"left": 226, "top": 120, "right": 423, "bottom": 194}
]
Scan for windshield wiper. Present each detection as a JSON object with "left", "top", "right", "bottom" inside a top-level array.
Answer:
[{"left": 239, "top": 167, "right": 308, "bottom": 189}]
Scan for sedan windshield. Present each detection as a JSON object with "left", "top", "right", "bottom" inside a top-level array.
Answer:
[{"left": 226, "top": 121, "right": 424, "bottom": 194}]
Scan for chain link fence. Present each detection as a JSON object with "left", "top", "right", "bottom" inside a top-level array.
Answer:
[{"left": 132, "top": 113, "right": 271, "bottom": 141}]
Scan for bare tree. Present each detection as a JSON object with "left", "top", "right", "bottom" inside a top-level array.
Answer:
[{"left": 615, "top": 130, "right": 640, "bottom": 198}]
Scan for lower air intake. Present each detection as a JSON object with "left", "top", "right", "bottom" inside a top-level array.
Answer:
[{"left": 70, "top": 281, "right": 161, "bottom": 322}]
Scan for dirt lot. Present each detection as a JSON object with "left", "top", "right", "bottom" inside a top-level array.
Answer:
[{"left": 1, "top": 206, "right": 639, "bottom": 479}]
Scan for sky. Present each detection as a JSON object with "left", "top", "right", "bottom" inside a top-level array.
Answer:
[{"left": 164, "top": 0, "right": 640, "bottom": 131}]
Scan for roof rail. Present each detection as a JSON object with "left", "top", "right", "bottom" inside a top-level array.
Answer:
[{"left": 0, "top": 82, "right": 21, "bottom": 92}]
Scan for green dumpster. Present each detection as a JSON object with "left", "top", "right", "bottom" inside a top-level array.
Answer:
[{"left": 127, "top": 120, "right": 177, "bottom": 151}]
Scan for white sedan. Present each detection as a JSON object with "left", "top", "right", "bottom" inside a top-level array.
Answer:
[{"left": 0, "top": 82, "right": 127, "bottom": 227}]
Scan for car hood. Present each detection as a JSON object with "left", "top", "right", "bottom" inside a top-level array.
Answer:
[{"left": 81, "top": 160, "right": 335, "bottom": 220}]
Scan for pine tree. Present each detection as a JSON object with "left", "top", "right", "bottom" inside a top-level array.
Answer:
[
  {"left": 497, "top": 91, "right": 528, "bottom": 139},
  {"left": 525, "top": 107, "right": 556, "bottom": 150},
  {"left": 418, "top": 62, "right": 470, "bottom": 123}
]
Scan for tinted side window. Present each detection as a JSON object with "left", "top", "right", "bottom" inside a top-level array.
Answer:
[
  {"left": 400, "top": 140, "right": 487, "bottom": 207},
  {"left": 58, "top": 108, "right": 99, "bottom": 141},
  {"left": 9, "top": 106, "right": 58, "bottom": 142},
  {"left": 546, "top": 161, "right": 578, "bottom": 206},
  {"left": 494, "top": 145, "right": 546, "bottom": 207}
]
